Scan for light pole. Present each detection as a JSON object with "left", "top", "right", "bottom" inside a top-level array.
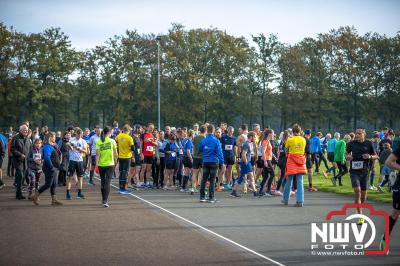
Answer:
[{"left": 156, "top": 36, "right": 162, "bottom": 130}]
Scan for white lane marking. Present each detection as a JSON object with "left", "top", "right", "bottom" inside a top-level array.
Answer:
[{"left": 97, "top": 178, "right": 284, "bottom": 266}]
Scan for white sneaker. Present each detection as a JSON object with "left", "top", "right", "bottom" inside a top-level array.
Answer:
[
  {"left": 369, "top": 185, "right": 377, "bottom": 190},
  {"left": 290, "top": 191, "right": 295, "bottom": 196},
  {"left": 274, "top": 191, "right": 283, "bottom": 196}
]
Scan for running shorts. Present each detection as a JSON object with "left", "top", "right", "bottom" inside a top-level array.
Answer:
[
  {"left": 350, "top": 172, "right": 368, "bottom": 190},
  {"left": 223, "top": 156, "right": 235, "bottom": 166},
  {"left": 67, "top": 160, "right": 84, "bottom": 177},
  {"left": 193, "top": 158, "right": 203, "bottom": 169}
]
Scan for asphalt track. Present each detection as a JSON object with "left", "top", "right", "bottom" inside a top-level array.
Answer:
[{"left": 1, "top": 170, "right": 399, "bottom": 266}]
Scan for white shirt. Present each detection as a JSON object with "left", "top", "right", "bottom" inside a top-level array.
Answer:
[
  {"left": 89, "top": 135, "right": 100, "bottom": 156},
  {"left": 69, "top": 137, "right": 86, "bottom": 162}
]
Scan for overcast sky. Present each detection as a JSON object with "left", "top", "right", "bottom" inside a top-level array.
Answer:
[{"left": 1, "top": 0, "right": 399, "bottom": 50}]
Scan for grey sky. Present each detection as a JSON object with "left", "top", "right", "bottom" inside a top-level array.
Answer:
[{"left": 1, "top": 0, "right": 399, "bottom": 50}]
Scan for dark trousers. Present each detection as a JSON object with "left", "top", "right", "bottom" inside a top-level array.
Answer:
[
  {"left": 158, "top": 157, "right": 165, "bottom": 187},
  {"left": 259, "top": 161, "right": 275, "bottom": 194},
  {"left": 99, "top": 166, "right": 113, "bottom": 203},
  {"left": 318, "top": 152, "right": 329, "bottom": 170},
  {"left": 277, "top": 160, "right": 286, "bottom": 191},
  {"left": 200, "top": 163, "right": 218, "bottom": 200},
  {"left": 7, "top": 156, "right": 15, "bottom": 177},
  {"left": 15, "top": 165, "right": 26, "bottom": 197},
  {"left": 312, "top": 153, "right": 320, "bottom": 172},
  {"left": 152, "top": 159, "right": 158, "bottom": 186},
  {"left": 118, "top": 158, "right": 130, "bottom": 189},
  {"left": 335, "top": 161, "right": 348, "bottom": 184},
  {"left": 58, "top": 170, "right": 67, "bottom": 186},
  {"left": 38, "top": 169, "right": 59, "bottom": 196}
]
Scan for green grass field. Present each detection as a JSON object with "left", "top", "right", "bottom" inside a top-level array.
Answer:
[
  {"left": 246, "top": 161, "right": 392, "bottom": 204},
  {"left": 304, "top": 163, "right": 392, "bottom": 204}
]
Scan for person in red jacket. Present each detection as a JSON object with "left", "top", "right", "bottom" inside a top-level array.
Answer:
[{"left": 140, "top": 123, "right": 158, "bottom": 188}]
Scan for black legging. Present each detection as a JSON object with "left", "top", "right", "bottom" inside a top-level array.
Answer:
[
  {"left": 38, "top": 169, "right": 59, "bottom": 196},
  {"left": 118, "top": 158, "right": 130, "bottom": 189},
  {"left": 259, "top": 160, "right": 275, "bottom": 194},
  {"left": 277, "top": 158, "right": 287, "bottom": 191},
  {"left": 335, "top": 161, "right": 348, "bottom": 183},
  {"left": 200, "top": 163, "right": 217, "bottom": 200},
  {"left": 99, "top": 166, "right": 113, "bottom": 203},
  {"left": 318, "top": 152, "right": 329, "bottom": 170}
]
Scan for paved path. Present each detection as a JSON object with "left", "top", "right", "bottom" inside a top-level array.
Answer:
[{"left": 0, "top": 172, "right": 399, "bottom": 265}]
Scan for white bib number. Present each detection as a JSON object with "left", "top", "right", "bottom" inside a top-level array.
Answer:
[
  {"left": 352, "top": 161, "right": 364, "bottom": 170},
  {"left": 225, "top": 145, "right": 233, "bottom": 151},
  {"left": 146, "top": 146, "right": 154, "bottom": 152},
  {"left": 171, "top": 152, "right": 176, "bottom": 157},
  {"left": 179, "top": 149, "right": 183, "bottom": 155}
]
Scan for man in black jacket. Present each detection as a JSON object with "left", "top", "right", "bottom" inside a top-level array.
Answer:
[{"left": 11, "top": 124, "right": 31, "bottom": 199}]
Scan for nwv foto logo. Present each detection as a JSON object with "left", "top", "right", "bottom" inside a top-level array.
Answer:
[{"left": 310, "top": 204, "right": 389, "bottom": 256}]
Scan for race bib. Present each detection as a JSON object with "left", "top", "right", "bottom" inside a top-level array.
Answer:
[
  {"left": 171, "top": 152, "right": 176, "bottom": 157},
  {"left": 137, "top": 148, "right": 141, "bottom": 154},
  {"left": 146, "top": 146, "right": 154, "bottom": 152},
  {"left": 351, "top": 161, "right": 364, "bottom": 170},
  {"left": 33, "top": 153, "right": 41, "bottom": 160},
  {"left": 179, "top": 149, "right": 183, "bottom": 155},
  {"left": 225, "top": 145, "right": 233, "bottom": 151}
]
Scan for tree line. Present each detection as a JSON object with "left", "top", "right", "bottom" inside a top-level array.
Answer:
[{"left": 0, "top": 23, "right": 399, "bottom": 132}]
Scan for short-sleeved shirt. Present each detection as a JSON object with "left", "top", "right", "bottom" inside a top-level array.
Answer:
[
  {"left": 193, "top": 135, "right": 205, "bottom": 159},
  {"left": 285, "top": 136, "right": 306, "bottom": 155},
  {"left": 184, "top": 138, "right": 193, "bottom": 157},
  {"left": 241, "top": 141, "right": 252, "bottom": 163},
  {"left": 96, "top": 137, "right": 117, "bottom": 167},
  {"left": 115, "top": 132, "right": 134, "bottom": 159},
  {"left": 221, "top": 135, "right": 236, "bottom": 158},
  {"left": 346, "top": 140, "right": 376, "bottom": 174},
  {"left": 143, "top": 132, "right": 156, "bottom": 157},
  {"left": 69, "top": 137, "right": 87, "bottom": 162},
  {"left": 89, "top": 135, "right": 100, "bottom": 156}
]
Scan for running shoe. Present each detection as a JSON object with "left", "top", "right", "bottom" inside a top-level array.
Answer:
[
  {"left": 180, "top": 188, "right": 186, "bottom": 192},
  {"left": 200, "top": 198, "right": 207, "bottom": 203},
  {"left": 230, "top": 190, "right": 241, "bottom": 198},
  {"left": 66, "top": 193, "right": 72, "bottom": 200},
  {"left": 377, "top": 186, "right": 384, "bottom": 193},
  {"left": 274, "top": 191, "right": 283, "bottom": 196},
  {"left": 379, "top": 234, "right": 389, "bottom": 255},
  {"left": 369, "top": 185, "right": 377, "bottom": 190},
  {"left": 281, "top": 200, "right": 288, "bottom": 205},
  {"left": 88, "top": 179, "right": 95, "bottom": 186},
  {"left": 216, "top": 187, "right": 222, "bottom": 192},
  {"left": 225, "top": 184, "right": 232, "bottom": 190},
  {"left": 76, "top": 193, "right": 85, "bottom": 199},
  {"left": 253, "top": 191, "right": 258, "bottom": 197},
  {"left": 290, "top": 191, "right": 296, "bottom": 196},
  {"left": 264, "top": 192, "right": 273, "bottom": 197},
  {"left": 356, "top": 218, "right": 365, "bottom": 225},
  {"left": 103, "top": 202, "right": 109, "bottom": 208},
  {"left": 295, "top": 202, "right": 304, "bottom": 207},
  {"left": 308, "top": 187, "right": 318, "bottom": 192},
  {"left": 243, "top": 184, "right": 248, "bottom": 194},
  {"left": 208, "top": 198, "right": 218, "bottom": 203}
]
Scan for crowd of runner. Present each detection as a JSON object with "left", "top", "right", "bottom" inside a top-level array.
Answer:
[{"left": 0, "top": 121, "right": 399, "bottom": 254}]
